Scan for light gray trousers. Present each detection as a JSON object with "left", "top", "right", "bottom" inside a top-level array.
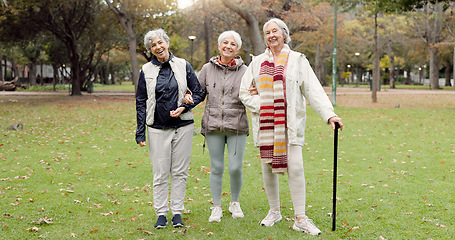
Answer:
[
  {"left": 262, "top": 144, "right": 306, "bottom": 217},
  {"left": 206, "top": 132, "right": 247, "bottom": 206},
  {"left": 147, "top": 124, "right": 193, "bottom": 216}
]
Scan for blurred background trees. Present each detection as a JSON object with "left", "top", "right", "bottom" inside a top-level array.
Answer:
[{"left": 0, "top": 0, "right": 454, "bottom": 96}]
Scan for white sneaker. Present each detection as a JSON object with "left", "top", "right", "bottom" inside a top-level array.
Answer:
[
  {"left": 208, "top": 206, "right": 222, "bottom": 222},
  {"left": 229, "top": 202, "right": 244, "bottom": 219},
  {"left": 260, "top": 210, "right": 282, "bottom": 226},
  {"left": 293, "top": 216, "right": 322, "bottom": 235}
]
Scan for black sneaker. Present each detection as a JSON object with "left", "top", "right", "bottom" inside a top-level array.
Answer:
[
  {"left": 172, "top": 214, "right": 184, "bottom": 228},
  {"left": 154, "top": 215, "right": 167, "bottom": 229}
]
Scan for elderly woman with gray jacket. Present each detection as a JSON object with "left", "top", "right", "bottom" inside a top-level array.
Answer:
[{"left": 191, "top": 31, "right": 249, "bottom": 223}]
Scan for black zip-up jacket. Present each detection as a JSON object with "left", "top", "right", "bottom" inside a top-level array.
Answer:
[{"left": 135, "top": 53, "right": 203, "bottom": 143}]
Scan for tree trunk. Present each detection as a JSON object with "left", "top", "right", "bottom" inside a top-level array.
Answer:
[
  {"left": 372, "top": 12, "right": 380, "bottom": 103},
  {"left": 453, "top": 46, "right": 455, "bottom": 89},
  {"left": 429, "top": 46, "right": 439, "bottom": 89},
  {"left": 0, "top": 52, "right": 3, "bottom": 82},
  {"left": 11, "top": 59, "right": 19, "bottom": 80},
  {"left": 109, "top": 62, "right": 115, "bottom": 85},
  {"left": 29, "top": 62, "right": 37, "bottom": 86},
  {"left": 105, "top": 0, "right": 139, "bottom": 92},
  {"left": 126, "top": 25, "right": 139, "bottom": 91},
  {"left": 52, "top": 63, "right": 59, "bottom": 91},
  {"left": 203, "top": 0, "right": 211, "bottom": 63},
  {"left": 386, "top": 42, "right": 395, "bottom": 89},
  {"left": 444, "top": 65, "right": 451, "bottom": 86},
  {"left": 221, "top": 0, "right": 265, "bottom": 55},
  {"left": 3, "top": 58, "right": 6, "bottom": 80},
  {"left": 404, "top": 67, "right": 412, "bottom": 85},
  {"left": 70, "top": 42, "right": 82, "bottom": 95},
  {"left": 339, "top": 59, "right": 345, "bottom": 86},
  {"left": 315, "top": 43, "right": 324, "bottom": 85}
]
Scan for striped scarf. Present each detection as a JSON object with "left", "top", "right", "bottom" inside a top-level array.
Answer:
[{"left": 258, "top": 45, "right": 290, "bottom": 173}]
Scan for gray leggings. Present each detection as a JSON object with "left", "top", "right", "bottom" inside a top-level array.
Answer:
[{"left": 206, "top": 132, "right": 247, "bottom": 206}]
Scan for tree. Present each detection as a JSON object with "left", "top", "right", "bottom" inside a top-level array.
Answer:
[
  {"left": 34, "top": 0, "right": 102, "bottom": 95},
  {"left": 105, "top": 0, "right": 177, "bottom": 92},
  {"left": 220, "top": 0, "right": 265, "bottom": 55},
  {"left": 408, "top": 1, "right": 452, "bottom": 89}
]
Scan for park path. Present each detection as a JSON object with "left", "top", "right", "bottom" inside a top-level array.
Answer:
[
  {"left": 1, "top": 87, "right": 454, "bottom": 108},
  {"left": 1, "top": 87, "right": 454, "bottom": 97}
]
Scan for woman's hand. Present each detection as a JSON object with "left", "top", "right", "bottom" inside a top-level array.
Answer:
[
  {"left": 183, "top": 93, "right": 193, "bottom": 104},
  {"left": 248, "top": 86, "right": 258, "bottom": 95},
  {"left": 328, "top": 116, "right": 343, "bottom": 131},
  {"left": 170, "top": 107, "right": 185, "bottom": 118},
  {"left": 138, "top": 141, "right": 147, "bottom": 147}
]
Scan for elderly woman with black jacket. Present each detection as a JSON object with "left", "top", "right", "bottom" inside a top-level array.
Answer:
[
  {"left": 190, "top": 31, "right": 249, "bottom": 223},
  {"left": 136, "top": 28, "right": 203, "bottom": 229}
]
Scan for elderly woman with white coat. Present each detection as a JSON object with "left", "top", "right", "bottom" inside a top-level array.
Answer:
[{"left": 239, "top": 18, "right": 343, "bottom": 235}]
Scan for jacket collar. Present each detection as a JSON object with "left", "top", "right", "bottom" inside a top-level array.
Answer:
[
  {"left": 209, "top": 55, "right": 244, "bottom": 71},
  {"left": 151, "top": 52, "right": 174, "bottom": 66}
]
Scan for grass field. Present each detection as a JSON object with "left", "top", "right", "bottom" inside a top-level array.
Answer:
[{"left": 0, "top": 91, "right": 454, "bottom": 239}]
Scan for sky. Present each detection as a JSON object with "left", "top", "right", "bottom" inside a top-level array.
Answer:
[{"left": 177, "top": 0, "right": 195, "bottom": 9}]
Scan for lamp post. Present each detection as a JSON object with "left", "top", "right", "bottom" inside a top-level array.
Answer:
[
  {"left": 331, "top": 0, "right": 338, "bottom": 106},
  {"left": 188, "top": 35, "right": 196, "bottom": 67},
  {"left": 355, "top": 52, "right": 360, "bottom": 88}
]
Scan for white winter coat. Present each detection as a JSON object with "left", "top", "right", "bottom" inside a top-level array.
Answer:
[{"left": 239, "top": 48, "right": 336, "bottom": 147}]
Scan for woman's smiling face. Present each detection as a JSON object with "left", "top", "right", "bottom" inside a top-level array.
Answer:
[
  {"left": 264, "top": 22, "right": 285, "bottom": 49},
  {"left": 150, "top": 37, "right": 170, "bottom": 63},
  {"left": 218, "top": 36, "right": 239, "bottom": 62}
]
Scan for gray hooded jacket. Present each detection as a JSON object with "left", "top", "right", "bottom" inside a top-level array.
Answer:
[{"left": 198, "top": 56, "right": 249, "bottom": 135}]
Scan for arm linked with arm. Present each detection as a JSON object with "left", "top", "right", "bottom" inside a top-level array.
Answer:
[
  {"left": 180, "top": 62, "right": 204, "bottom": 111},
  {"left": 239, "top": 64, "right": 260, "bottom": 113}
]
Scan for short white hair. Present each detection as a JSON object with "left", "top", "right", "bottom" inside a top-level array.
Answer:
[
  {"left": 144, "top": 29, "right": 170, "bottom": 52},
  {"left": 263, "top": 18, "right": 291, "bottom": 44},
  {"left": 217, "top": 31, "right": 242, "bottom": 49}
]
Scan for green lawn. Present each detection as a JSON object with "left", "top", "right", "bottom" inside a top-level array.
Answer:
[{"left": 0, "top": 95, "right": 453, "bottom": 239}]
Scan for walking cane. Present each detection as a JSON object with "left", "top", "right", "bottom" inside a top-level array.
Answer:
[{"left": 332, "top": 122, "right": 340, "bottom": 231}]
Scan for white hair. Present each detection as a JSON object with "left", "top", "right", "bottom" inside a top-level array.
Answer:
[
  {"left": 144, "top": 29, "right": 170, "bottom": 52},
  {"left": 263, "top": 18, "right": 291, "bottom": 44},
  {"left": 217, "top": 30, "right": 242, "bottom": 49}
]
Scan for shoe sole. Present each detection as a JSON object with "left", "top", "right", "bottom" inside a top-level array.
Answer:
[
  {"left": 173, "top": 223, "right": 184, "bottom": 228},
  {"left": 292, "top": 224, "right": 321, "bottom": 235},
  {"left": 260, "top": 216, "right": 282, "bottom": 227},
  {"left": 155, "top": 225, "right": 167, "bottom": 229},
  {"left": 229, "top": 210, "right": 245, "bottom": 219},
  {"left": 208, "top": 218, "right": 222, "bottom": 222}
]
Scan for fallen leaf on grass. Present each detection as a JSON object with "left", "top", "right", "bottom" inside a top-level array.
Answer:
[
  {"left": 137, "top": 228, "right": 154, "bottom": 235},
  {"left": 90, "top": 229, "right": 98, "bottom": 233},
  {"left": 207, "top": 230, "right": 214, "bottom": 236},
  {"left": 33, "top": 217, "right": 53, "bottom": 225},
  {"left": 26, "top": 226, "right": 41, "bottom": 232},
  {"left": 346, "top": 226, "right": 360, "bottom": 233},
  {"left": 436, "top": 223, "right": 446, "bottom": 228}
]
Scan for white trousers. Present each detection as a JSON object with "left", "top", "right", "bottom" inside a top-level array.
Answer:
[
  {"left": 262, "top": 144, "right": 306, "bottom": 217},
  {"left": 147, "top": 124, "right": 193, "bottom": 216}
]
